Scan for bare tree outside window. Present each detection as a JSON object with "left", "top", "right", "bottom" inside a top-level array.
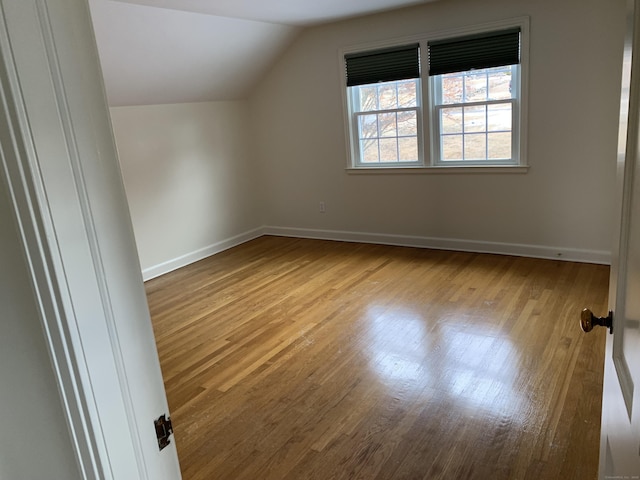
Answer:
[{"left": 353, "top": 79, "right": 420, "bottom": 163}]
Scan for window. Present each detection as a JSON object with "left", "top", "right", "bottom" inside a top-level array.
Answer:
[
  {"left": 345, "top": 44, "right": 423, "bottom": 166},
  {"left": 351, "top": 79, "right": 421, "bottom": 164},
  {"left": 432, "top": 66, "right": 517, "bottom": 164},
  {"left": 342, "top": 20, "right": 528, "bottom": 171},
  {"left": 429, "top": 28, "right": 521, "bottom": 165}
]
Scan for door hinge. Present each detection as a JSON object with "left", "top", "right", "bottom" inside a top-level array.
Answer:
[{"left": 154, "top": 414, "right": 174, "bottom": 451}]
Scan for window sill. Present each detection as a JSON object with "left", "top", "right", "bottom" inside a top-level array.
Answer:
[{"left": 345, "top": 165, "right": 529, "bottom": 174}]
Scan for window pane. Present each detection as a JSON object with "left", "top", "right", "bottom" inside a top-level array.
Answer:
[
  {"left": 442, "top": 135, "right": 463, "bottom": 161},
  {"left": 488, "top": 132, "right": 512, "bottom": 159},
  {"left": 434, "top": 67, "right": 514, "bottom": 106},
  {"left": 464, "top": 105, "right": 486, "bottom": 133},
  {"left": 378, "top": 84, "right": 398, "bottom": 110},
  {"left": 464, "top": 72, "right": 488, "bottom": 103},
  {"left": 398, "top": 137, "right": 418, "bottom": 162},
  {"left": 358, "top": 114, "right": 378, "bottom": 139},
  {"left": 465, "top": 133, "right": 487, "bottom": 159},
  {"left": 379, "top": 112, "right": 397, "bottom": 137},
  {"left": 397, "top": 110, "right": 417, "bottom": 136},
  {"left": 351, "top": 78, "right": 421, "bottom": 166},
  {"left": 441, "top": 107, "right": 462, "bottom": 134},
  {"left": 488, "top": 68, "right": 513, "bottom": 100},
  {"left": 441, "top": 75, "right": 463, "bottom": 104},
  {"left": 358, "top": 86, "right": 378, "bottom": 112},
  {"left": 488, "top": 103, "right": 512, "bottom": 131},
  {"left": 397, "top": 80, "right": 417, "bottom": 108},
  {"left": 361, "top": 139, "right": 379, "bottom": 163},
  {"left": 380, "top": 138, "right": 398, "bottom": 162}
]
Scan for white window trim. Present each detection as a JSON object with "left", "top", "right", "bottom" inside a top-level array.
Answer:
[{"left": 339, "top": 16, "right": 530, "bottom": 174}]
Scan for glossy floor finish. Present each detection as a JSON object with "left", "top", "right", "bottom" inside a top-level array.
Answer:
[{"left": 145, "top": 236, "right": 609, "bottom": 480}]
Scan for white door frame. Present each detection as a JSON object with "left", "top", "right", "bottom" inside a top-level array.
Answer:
[{"left": 0, "top": 1, "right": 179, "bottom": 479}]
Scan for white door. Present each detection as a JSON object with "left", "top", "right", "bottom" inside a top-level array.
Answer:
[
  {"left": 597, "top": 0, "right": 640, "bottom": 477},
  {"left": 0, "top": 1, "right": 181, "bottom": 479}
]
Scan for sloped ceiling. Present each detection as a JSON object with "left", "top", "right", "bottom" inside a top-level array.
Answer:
[
  {"left": 88, "top": 0, "right": 435, "bottom": 106},
  {"left": 108, "top": 0, "right": 432, "bottom": 26}
]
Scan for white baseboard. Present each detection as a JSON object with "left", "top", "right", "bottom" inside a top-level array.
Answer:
[
  {"left": 141, "top": 227, "right": 265, "bottom": 281},
  {"left": 142, "top": 226, "right": 611, "bottom": 281},
  {"left": 263, "top": 226, "right": 611, "bottom": 265}
]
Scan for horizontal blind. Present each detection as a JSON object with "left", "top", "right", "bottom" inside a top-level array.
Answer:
[
  {"left": 345, "top": 44, "right": 420, "bottom": 87},
  {"left": 428, "top": 28, "right": 520, "bottom": 76}
]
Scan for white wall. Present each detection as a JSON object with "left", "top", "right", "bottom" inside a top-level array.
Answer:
[
  {"left": 250, "top": 0, "right": 626, "bottom": 262},
  {"left": 0, "top": 190, "right": 80, "bottom": 480},
  {"left": 110, "top": 101, "right": 262, "bottom": 279}
]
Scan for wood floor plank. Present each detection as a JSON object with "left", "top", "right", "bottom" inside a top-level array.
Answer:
[{"left": 145, "top": 236, "right": 608, "bottom": 480}]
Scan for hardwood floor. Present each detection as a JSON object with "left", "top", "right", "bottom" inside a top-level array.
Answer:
[{"left": 145, "top": 236, "right": 609, "bottom": 480}]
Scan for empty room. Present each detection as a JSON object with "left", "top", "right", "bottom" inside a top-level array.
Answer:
[{"left": 1, "top": 0, "right": 637, "bottom": 479}]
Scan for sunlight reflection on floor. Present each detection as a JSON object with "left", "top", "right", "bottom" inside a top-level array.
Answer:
[{"left": 364, "top": 305, "right": 530, "bottom": 423}]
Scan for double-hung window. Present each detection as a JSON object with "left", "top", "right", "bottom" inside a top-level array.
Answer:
[
  {"left": 345, "top": 44, "right": 423, "bottom": 166},
  {"left": 429, "top": 28, "right": 521, "bottom": 165},
  {"left": 342, "top": 20, "right": 527, "bottom": 171}
]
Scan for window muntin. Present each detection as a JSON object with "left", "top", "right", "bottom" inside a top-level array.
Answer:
[
  {"left": 432, "top": 65, "right": 518, "bottom": 164},
  {"left": 350, "top": 79, "right": 421, "bottom": 164}
]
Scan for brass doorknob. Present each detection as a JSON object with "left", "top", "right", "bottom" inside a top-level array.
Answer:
[{"left": 581, "top": 308, "right": 613, "bottom": 334}]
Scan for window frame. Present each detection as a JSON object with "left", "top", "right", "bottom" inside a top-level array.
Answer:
[
  {"left": 340, "top": 17, "right": 529, "bottom": 173},
  {"left": 430, "top": 64, "right": 521, "bottom": 166},
  {"left": 348, "top": 78, "right": 425, "bottom": 167}
]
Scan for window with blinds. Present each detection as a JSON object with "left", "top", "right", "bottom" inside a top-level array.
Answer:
[
  {"left": 429, "top": 28, "right": 522, "bottom": 165},
  {"left": 341, "top": 19, "right": 528, "bottom": 170},
  {"left": 345, "top": 44, "right": 423, "bottom": 165}
]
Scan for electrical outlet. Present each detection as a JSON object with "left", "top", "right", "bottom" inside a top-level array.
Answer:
[{"left": 319, "top": 201, "right": 326, "bottom": 213}]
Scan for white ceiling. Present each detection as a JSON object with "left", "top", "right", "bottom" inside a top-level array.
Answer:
[
  {"left": 88, "top": 0, "right": 436, "bottom": 106},
  {"left": 109, "top": 0, "right": 432, "bottom": 26}
]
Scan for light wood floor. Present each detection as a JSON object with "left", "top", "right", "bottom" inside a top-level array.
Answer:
[{"left": 145, "top": 236, "right": 609, "bottom": 480}]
